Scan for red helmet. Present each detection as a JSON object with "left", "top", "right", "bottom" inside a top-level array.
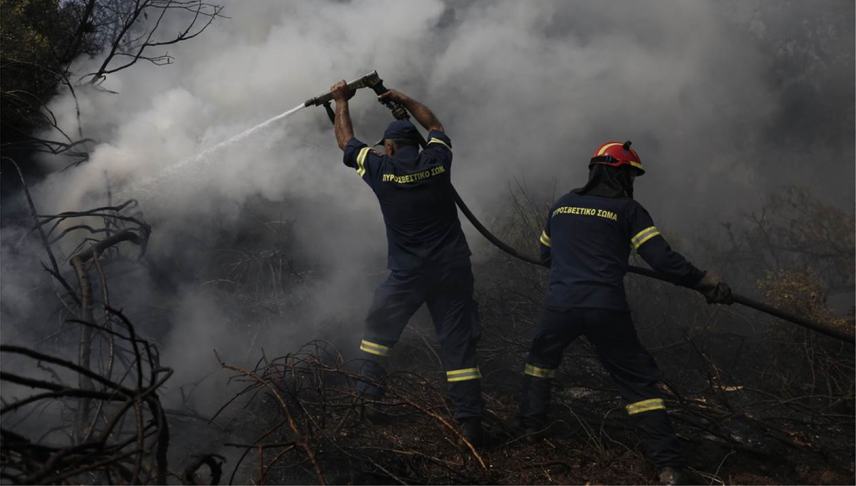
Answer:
[{"left": 590, "top": 140, "right": 644, "bottom": 175}]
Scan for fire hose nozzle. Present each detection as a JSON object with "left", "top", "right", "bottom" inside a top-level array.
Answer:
[{"left": 304, "top": 70, "right": 388, "bottom": 107}]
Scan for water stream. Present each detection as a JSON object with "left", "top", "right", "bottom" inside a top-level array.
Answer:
[{"left": 121, "top": 102, "right": 307, "bottom": 201}]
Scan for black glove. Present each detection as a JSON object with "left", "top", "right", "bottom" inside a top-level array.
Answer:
[{"left": 694, "top": 272, "right": 734, "bottom": 304}]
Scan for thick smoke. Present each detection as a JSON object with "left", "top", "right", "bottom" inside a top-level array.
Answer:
[{"left": 3, "top": 0, "right": 853, "bottom": 414}]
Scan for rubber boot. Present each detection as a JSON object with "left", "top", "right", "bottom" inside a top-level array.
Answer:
[
  {"left": 658, "top": 467, "right": 694, "bottom": 485},
  {"left": 355, "top": 359, "right": 386, "bottom": 399},
  {"left": 518, "top": 374, "right": 551, "bottom": 440},
  {"left": 459, "top": 417, "right": 483, "bottom": 447}
]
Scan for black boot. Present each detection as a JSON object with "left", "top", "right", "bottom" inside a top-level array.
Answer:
[
  {"left": 519, "top": 375, "right": 551, "bottom": 412},
  {"left": 518, "top": 374, "right": 551, "bottom": 440},
  {"left": 459, "top": 417, "right": 483, "bottom": 447},
  {"left": 517, "top": 414, "right": 548, "bottom": 441},
  {"left": 355, "top": 359, "right": 386, "bottom": 399},
  {"left": 658, "top": 467, "right": 695, "bottom": 485}
]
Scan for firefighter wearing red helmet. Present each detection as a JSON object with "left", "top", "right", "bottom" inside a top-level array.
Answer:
[
  {"left": 591, "top": 140, "right": 645, "bottom": 173},
  {"left": 519, "top": 141, "right": 732, "bottom": 485}
]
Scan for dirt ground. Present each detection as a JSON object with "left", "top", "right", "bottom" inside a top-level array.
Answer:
[{"left": 209, "top": 266, "right": 854, "bottom": 485}]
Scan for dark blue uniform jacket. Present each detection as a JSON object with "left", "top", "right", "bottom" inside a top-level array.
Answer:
[
  {"left": 343, "top": 131, "right": 470, "bottom": 270},
  {"left": 539, "top": 191, "right": 704, "bottom": 311}
]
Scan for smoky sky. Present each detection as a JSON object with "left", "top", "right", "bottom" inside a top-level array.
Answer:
[
  {"left": 3, "top": 0, "right": 854, "bottom": 413},
  {"left": 35, "top": 0, "right": 855, "bottom": 216}
]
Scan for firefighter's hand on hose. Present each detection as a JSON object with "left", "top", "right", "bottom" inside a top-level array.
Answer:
[
  {"left": 694, "top": 272, "right": 734, "bottom": 304},
  {"left": 330, "top": 80, "right": 355, "bottom": 102}
]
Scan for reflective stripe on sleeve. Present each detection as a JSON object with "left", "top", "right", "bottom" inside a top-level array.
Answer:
[
  {"left": 626, "top": 398, "right": 666, "bottom": 415},
  {"left": 359, "top": 339, "right": 390, "bottom": 357},
  {"left": 524, "top": 363, "right": 556, "bottom": 378},
  {"left": 356, "top": 147, "right": 371, "bottom": 177},
  {"left": 446, "top": 367, "right": 481, "bottom": 382},
  {"left": 630, "top": 226, "right": 661, "bottom": 249},
  {"left": 539, "top": 230, "right": 551, "bottom": 247},
  {"left": 427, "top": 137, "right": 451, "bottom": 150}
]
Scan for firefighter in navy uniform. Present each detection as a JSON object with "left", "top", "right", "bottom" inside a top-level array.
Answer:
[
  {"left": 519, "top": 141, "right": 733, "bottom": 485},
  {"left": 329, "top": 81, "right": 484, "bottom": 444}
]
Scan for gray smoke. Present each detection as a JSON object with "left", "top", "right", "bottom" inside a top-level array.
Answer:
[{"left": 4, "top": 0, "right": 853, "bottom": 415}]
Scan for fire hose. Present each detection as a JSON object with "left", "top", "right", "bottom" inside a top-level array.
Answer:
[{"left": 308, "top": 71, "right": 854, "bottom": 344}]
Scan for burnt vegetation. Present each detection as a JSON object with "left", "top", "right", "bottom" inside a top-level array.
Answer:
[{"left": 3, "top": 182, "right": 851, "bottom": 484}]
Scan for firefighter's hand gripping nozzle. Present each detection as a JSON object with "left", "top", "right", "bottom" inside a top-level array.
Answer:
[
  {"left": 306, "top": 70, "right": 410, "bottom": 121},
  {"left": 304, "top": 70, "right": 383, "bottom": 107}
]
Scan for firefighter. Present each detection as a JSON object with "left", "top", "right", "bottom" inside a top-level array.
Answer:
[
  {"left": 519, "top": 141, "right": 733, "bottom": 484},
  {"left": 329, "top": 81, "right": 484, "bottom": 444}
]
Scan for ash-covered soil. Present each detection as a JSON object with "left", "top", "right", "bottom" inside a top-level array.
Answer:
[{"left": 200, "top": 256, "right": 853, "bottom": 485}]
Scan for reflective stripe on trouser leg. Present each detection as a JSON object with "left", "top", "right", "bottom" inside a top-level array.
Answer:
[
  {"left": 524, "top": 363, "right": 557, "bottom": 378},
  {"left": 520, "top": 363, "right": 556, "bottom": 422},
  {"left": 363, "top": 270, "right": 425, "bottom": 357},
  {"left": 584, "top": 309, "right": 684, "bottom": 468},
  {"left": 446, "top": 367, "right": 481, "bottom": 382},
  {"left": 358, "top": 269, "right": 424, "bottom": 400},
  {"left": 626, "top": 398, "right": 665, "bottom": 415},
  {"left": 356, "top": 340, "right": 392, "bottom": 398},
  {"left": 359, "top": 339, "right": 391, "bottom": 357},
  {"left": 426, "top": 261, "right": 483, "bottom": 419},
  {"left": 519, "top": 307, "right": 586, "bottom": 426},
  {"left": 627, "top": 400, "right": 684, "bottom": 468},
  {"left": 446, "top": 367, "right": 482, "bottom": 418}
]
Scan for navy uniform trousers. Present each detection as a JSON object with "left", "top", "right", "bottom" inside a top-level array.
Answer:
[
  {"left": 357, "top": 258, "right": 483, "bottom": 419},
  {"left": 519, "top": 307, "right": 684, "bottom": 468}
]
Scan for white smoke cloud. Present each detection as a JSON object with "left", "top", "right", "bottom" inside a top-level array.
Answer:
[
  {"left": 34, "top": 1, "right": 852, "bottom": 226},
  {"left": 6, "top": 0, "right": 853, "bottom": 411}
]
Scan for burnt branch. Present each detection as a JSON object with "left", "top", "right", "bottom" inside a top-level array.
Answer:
[
  {"left": 0, "top": 321, "right": 172, "bottom": 484},
  {"left": 83, "top": 0, "right": 224, "bottom": 84},
  {"left": 214, "top": 342, "right": 491, "bottom": 485}
]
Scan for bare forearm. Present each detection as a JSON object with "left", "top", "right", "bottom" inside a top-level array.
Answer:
[
  {"left": 399, "top": 94, "right": 443, "bottom": 132},
  {"left": 334, "top": 100, "right": 354, "bottom": 150}
]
